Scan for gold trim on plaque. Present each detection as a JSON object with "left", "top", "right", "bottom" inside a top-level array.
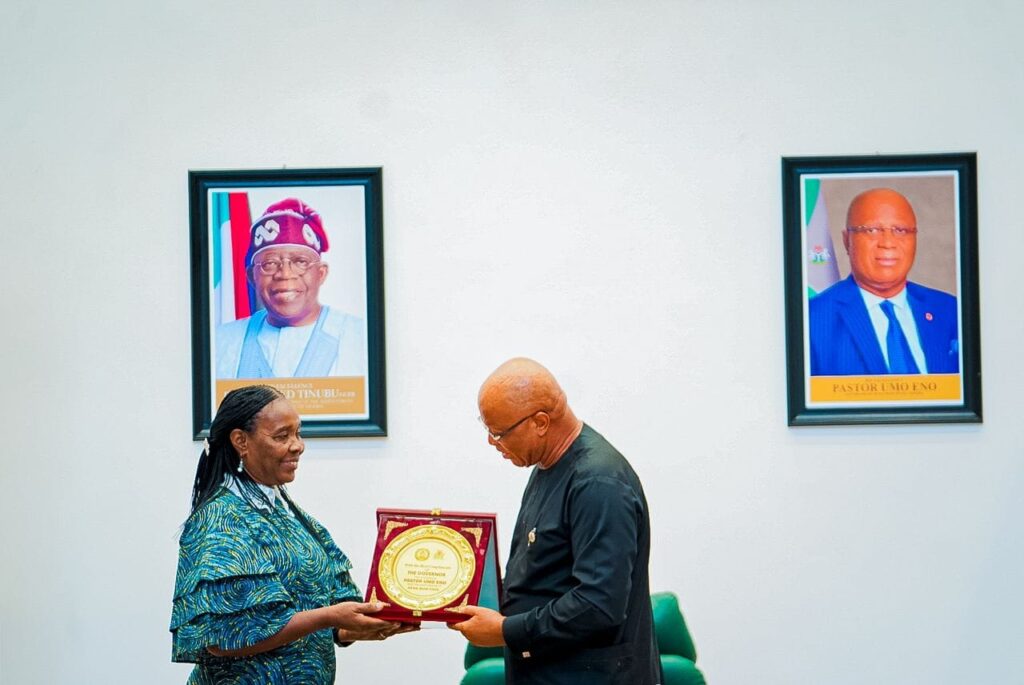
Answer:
[
  {"left": 369, "top": 587, "right": 379, "bottom": 603},
  {"left": 462, "top": 527, "right": 483, "bottom": 548},
  {"left": 377, "top": 524, "right": 476, "bottom": 612},
  {"left": 383, "top": 520, "right": 409, "bottom": 541},
  {"left": 431, "top": 508, "right": 442, "bottom": 516},
  {"left": 444, "top": 595, "right": 469, "bottom": 613}
]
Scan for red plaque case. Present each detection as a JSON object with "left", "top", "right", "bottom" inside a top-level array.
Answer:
[{"left": 364, "top": 508, "right": 502, "bottom": 623}]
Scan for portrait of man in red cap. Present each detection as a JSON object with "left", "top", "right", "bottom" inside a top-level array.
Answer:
[{"left": 215, "top": 197, "right": 367, "bottom": 379}]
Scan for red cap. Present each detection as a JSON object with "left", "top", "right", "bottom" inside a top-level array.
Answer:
[{"left": 246, "top": 198, "right": 330, "bottom": 267}]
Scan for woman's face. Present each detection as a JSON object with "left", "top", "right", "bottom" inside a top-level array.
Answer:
[{"left": 233, "top": 398, "right": 304, "bottom": 486}]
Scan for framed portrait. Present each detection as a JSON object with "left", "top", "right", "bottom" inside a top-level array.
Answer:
[
  {"left": 189, "top": 168, "right": 386, "bottom": 438},
  {"left": 782, "top": 153, "right": 981, "bottom": 426}
]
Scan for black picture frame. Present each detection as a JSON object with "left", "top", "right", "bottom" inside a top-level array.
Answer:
[
  {"left": 189, "top": 167, "right": 386, "bottom": 438},
  {"left": 782, "top": 153, "right": 981, "bottom": 426}
]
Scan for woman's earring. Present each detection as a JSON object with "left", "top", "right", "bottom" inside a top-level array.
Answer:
[{"left": 237, "top": 459, "right": 244, "bottom": 473}]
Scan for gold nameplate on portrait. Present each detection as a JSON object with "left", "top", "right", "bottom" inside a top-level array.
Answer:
[
  {"left": 216, "top": 377, "right": 367, "bottom": 416},
  {"left": 365, "top": 508, "right": 502, "bottom": 623}
]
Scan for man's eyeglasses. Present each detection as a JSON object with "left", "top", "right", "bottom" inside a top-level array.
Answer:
[
  {"left": 846, "top": 225, "right": 918, "bottom": 239},
  {"left": 479, "top": 411, "right": 540, "bottom": 442},
  {"left": 251, "top": 256, "right": 320, "bottom": 276}
]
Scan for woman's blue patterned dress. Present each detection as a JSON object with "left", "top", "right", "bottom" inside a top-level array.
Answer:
[{"left": 170, "top": 487, "right": 361, "bottom": 683}]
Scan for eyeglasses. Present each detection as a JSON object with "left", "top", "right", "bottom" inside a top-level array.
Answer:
[
  {"left": 846, "top": 226, "right": 918, "bottom": 239},
  {"left": 251, "top": 256, "right": 320, "bottom": 276},
  {"left": 478, "top": 411, "right": 540, "bottom": 442}
]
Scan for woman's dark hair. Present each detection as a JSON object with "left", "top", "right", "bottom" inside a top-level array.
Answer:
[{"left": 190, "top": 384, "right": 284, "bottom": 513}]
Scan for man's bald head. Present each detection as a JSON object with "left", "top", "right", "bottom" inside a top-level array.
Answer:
[
  {"left": 478, "top": 357, "right": 566, "bottom": 419},
  {"left": 846, "top": 187, "right": 917, "bottom": 229}
]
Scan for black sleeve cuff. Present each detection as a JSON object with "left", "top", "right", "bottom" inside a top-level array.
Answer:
[{"left": 502, "top": 613, "right": 530, "bottom": 655}]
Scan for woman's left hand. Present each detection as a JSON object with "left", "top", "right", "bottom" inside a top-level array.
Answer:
[{"left": 337, "top": 622, "right": 419, "bottom": 642}]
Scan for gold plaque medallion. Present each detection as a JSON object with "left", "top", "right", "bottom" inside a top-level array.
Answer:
[{"left": 377, "top": 524, "right": 476, "bottom": 611}]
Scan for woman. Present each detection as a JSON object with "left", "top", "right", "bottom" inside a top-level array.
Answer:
[{"left": 170, "top": 385, "right": 405, "bottom": 683}]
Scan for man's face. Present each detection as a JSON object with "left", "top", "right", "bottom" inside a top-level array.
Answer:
[
  {"left": 249, "top": 246, "right": 328, "bottom": 327},
  {"left": 843, "top": 190, "right": 917, "bottom": 298},
  {"left": 478, "top": 396, "right": 540, "bottom": 468}
]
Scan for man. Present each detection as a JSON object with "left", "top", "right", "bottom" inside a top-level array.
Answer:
[
  {"left": 808, "top": 187, "right": 960, "bottom": 376},
  {"left": 216, "top": 198, "right": 366, "bottom": 379},
  {"left": 452, "top": 358, "right": 661, "bottom": 684}
]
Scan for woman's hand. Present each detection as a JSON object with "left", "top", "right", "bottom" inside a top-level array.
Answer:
[
  {"left": 336, "top": 621, "right": 419, "bottom": 643},
  {"left": 205, "top": 600, "right": 420, "bottom": 656},
  {"left": 329, "top": 601, "right": 414, "bottom": 642},
  {"left": 205, "top": 601, "right": 394, "bottom": 658}
]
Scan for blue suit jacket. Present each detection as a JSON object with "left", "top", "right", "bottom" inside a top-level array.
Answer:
[{"left": 808, "top": 275, "right": 960, "bottom": 376}]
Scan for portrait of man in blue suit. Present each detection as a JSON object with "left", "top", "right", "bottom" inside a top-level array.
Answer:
[{"left": 808, "top": 188, "right": 960, "bottom": 376}]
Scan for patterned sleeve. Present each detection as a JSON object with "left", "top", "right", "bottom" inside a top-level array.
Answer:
[
  {"left": 170, "top": 497, "right": 295, "bottom": 662},
  {"left": 300, "top": 509, "right": 363, "bottom": 603}
]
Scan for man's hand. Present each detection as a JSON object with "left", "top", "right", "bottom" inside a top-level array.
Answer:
[{"left": 448, "top": 605, "right": 506, "bottom": 647}]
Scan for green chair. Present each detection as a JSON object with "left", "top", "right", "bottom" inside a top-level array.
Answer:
[
  {"left": 461, "top": 642, "right": 505, "bottom": 685},
  {"left": 651, "top": 591, "right": 705, "bottom": 685},
  {"left": 460, "top": 591, "right": 705, "bottom": 684}
]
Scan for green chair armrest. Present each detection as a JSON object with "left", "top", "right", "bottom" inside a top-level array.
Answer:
[
  {"left": 651, "top": 591, "right": 698, "bottom": 662},
  {"left": 464, "top": 643, "right": 504, "bottom": 670},
  {"left": 661, "top": 655, "right": 706, "bottom": 685},
  {"left": 460, "top": 657, "right": 506, "bottom": 685}
]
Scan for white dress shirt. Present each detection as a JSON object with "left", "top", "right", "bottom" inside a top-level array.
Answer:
[{"left": 858, "top": 286, "right": 928, "bottom": 372}]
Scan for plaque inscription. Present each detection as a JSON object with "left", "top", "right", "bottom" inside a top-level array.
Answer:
[{"left": 377, "top": 524, "right": 476, "bottom": 612}]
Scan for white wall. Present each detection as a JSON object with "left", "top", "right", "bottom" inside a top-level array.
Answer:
[{"left": 2, "top": 1, "right": 1022, "bottom": 683}]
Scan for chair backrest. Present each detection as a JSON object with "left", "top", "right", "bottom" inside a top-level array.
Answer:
[
  {"left": 651, "top": 591, "right": 697, "bottom": 662},
  {"left": 464, "top": 643, "right": 504, "bottom": 670}
]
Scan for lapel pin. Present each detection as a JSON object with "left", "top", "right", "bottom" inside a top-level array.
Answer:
[{"left": 527, "top": 527, "right": 536, "bottom": 546}]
